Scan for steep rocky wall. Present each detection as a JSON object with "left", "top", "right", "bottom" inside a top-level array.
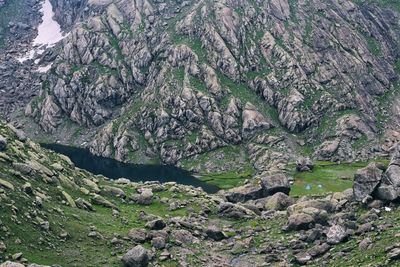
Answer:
[
  {"left": 50, "top": 0, "right": 88, "bottom": 31},
  {"left": 25, "top": 0, "right": 400, "bottom": 169}
]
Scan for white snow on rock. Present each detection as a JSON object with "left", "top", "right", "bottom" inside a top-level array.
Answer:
[
  {"left": 37, "top": 63, "right": 53, "bottom": 73},
  {"left": 17, "top": 0, "right": 67, "bottom": 67},
  {"left": 33, "top": 0, "right": 64, "bottom": 47}
]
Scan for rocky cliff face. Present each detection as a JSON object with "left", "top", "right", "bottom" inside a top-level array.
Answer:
[{"left": 22, "top": 0, "right": 400, "bottom": 173}]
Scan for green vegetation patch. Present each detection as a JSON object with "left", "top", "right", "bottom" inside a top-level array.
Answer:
[
  {"left": 365, "top": 35, "right": 382, "bottom": 56},
  {"left": 198, "top": 166, "right": 254, "bottom": 190},
  {"left": 290, "top": 160, "right": 389, "bottom": 196},
  {"left": 181, "top": 145, "right": 255, "bottom": 190}
]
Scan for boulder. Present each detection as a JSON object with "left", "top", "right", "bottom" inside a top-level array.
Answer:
[
  {"left": 151, "top": 236, "right": 166, "bottom": 249},
  {"left": 128, "top": 229, "right": 147, "bottom": 243},
  {"left": 326, "top": 225, "right": 349, "bottom": 245},
  {"left": 261, "top": 174, "right": 290, "bottom": 196},
  {"left": 12, "top": 163, "right": 33, "bottom": 175},
  {"left": 0, "top": 135, "right": 6, "bottom": 151},
  {"left": 353, "top": 163, "right": 383, "bottom": 201},
  {"left": 83, "top": 178, "right": 100, "bottom": 193},
  {"left": 50, "top": 163, "right": 64, "bottom": 171},
  {"left": 287, "top": 199, "right": 333, "bottom": 215},
  {"left": 0, "top": 179, "right": 14, "bottom": 190},
  {"left": 296, "top": 157, "right": 314, "bottom": 172},
  {"left": 294, "top": 252, "right": 312, "bottom": 265},
  {"left": 170, "top": 229, "right": 196, "bottom": 245},
  {"left": 122, "top": 245, "right": 149, "bottom": 267},
  {"left": 130, "top": 189, "right": 153, "bottom": 205},
  {"left": 387, "top": 248, "right": 400, "bottom": 262},
  {"left": 0, "top": 262, "right": 24, "bottom": 267},
  {"left": 308, "top": 243, "right": 330, "bottom": 257},
  {"left": 359, "top": 237, "right": 373, "bottom": 250},
  {"left": 264, "top": 192, "right": 294, "bottom": 211},
  {"left": 225, "top": 184, "right": 263, "bottom": 203},
  {"left": 375, "top": 155, "right": 400, "bottom": 201},
  {"left": 145, "top": 219, "right": 166, "bottom": 230},
  {"left": 0, "top": 241, "right": 6, "bottom": 252},
  {"left": 218, "top": 202, "right": 257, "bottom": 219},
  {"left": 102, "top": 185, "right": 126, "bottom": 198},
  {"left": 61, "top": 191, "right": 76, "bottom": 208},
  {"left": 75, "top": 198, "right": 94, "bottom": 211},
  {"left": 22, "top": 183, "right": 33, "bottom": 194},
  {"left": 91, "top": 194, "right": 117, "bottom": 209},
  {"left": 286, "top": 213, "right": 315, "bottom": 231},
  {"left": 205, "top": 226, "right": 227, "bottom": 241}
]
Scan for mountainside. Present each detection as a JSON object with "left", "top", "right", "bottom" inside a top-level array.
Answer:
[
  {"left": 3, "top": 1, "right": 400, "bottom": 266},
  {"left": 13, "top": 0, "right": 399, "bottom": 177},
  {"left": 2, "top": 121, "right": 400, "bottom": 266}
]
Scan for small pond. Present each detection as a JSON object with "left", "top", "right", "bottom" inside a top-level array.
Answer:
[{"left": 41, "top": 143, "right": 220, "bottom": 194}]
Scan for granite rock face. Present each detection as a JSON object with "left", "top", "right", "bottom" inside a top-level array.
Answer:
[{"left": 13, "top": 0, "right": 398, "bottom": 170}]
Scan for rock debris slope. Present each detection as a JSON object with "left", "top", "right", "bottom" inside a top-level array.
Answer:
[{"left": 1, "top": 122, "right": 400, "bottom": 266}]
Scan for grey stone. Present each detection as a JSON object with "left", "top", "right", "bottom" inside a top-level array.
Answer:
[
  {"left": 261, "top": 174, "right": 290, "bottom": 196},
  {"left": 122, "top": 245, "right": 149, "bottom": 267}
]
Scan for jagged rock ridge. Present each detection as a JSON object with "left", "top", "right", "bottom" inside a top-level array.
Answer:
[{"left": 23, "top": 0, "right": 400, "bottom": 172}]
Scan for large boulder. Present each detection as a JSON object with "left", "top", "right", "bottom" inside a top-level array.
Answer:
[
  {"left": 225, "top": 184, "right": 264, "bottom": 203},
  {"left": 285, "top": 199, "right": 331, "bottom": 231},
  {"left": 287, "top": 199, "right": 333, "bottom": 215},
  {"left": 127, "top": 229, "right": 147, "bottom": 243},
  {"left": 263, "top": 192, "right": 294, "bottom": 211},
  {"left": 375, "top": 150, "right": 400, "bottom": 201},
  {"left": 261, "top": 174, "right": 290, "bottom": 196},
  {"left": 122, "top": 245, "right": 149, "bottom": 267},
  {"left": 205, "top": 226, "right": 227, "bottom": 241},
  {"left": 375, "top": 166, "right": 400, "bottom": 201},
  {"left": 102, "top": 185, "right": 126, "bottom": 198},
  {"left": 353, "top": 163, "right": 383, "bottom": 201},
  {"left": 296, "top": 157, "right": 314, "bottom": 172},
  {"left": 145, "top": 219, "right": 166, "bottom": 230},
  {"left": 286, "top": 213, "right": 315, "bottom": 231},
  {"left": 326, "top": 225, "right": 349, "bottom": 245},
  {"left": 130, "top": 189, "right": 153, "bottom": 205},
  {"left": 218, "top": 202, "right": 257, "bottom": 219}
]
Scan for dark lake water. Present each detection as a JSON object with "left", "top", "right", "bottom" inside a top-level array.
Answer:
[{"left": 41, "top": 143, "right": 219, "bottom": 194}]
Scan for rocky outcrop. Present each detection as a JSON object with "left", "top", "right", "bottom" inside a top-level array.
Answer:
[
  {"left": 225, "top": 184, "right": 264, "bottom": 203},
  {"left": 353, "top": 163, "right": 384, "bottom": 201},
  {"left": 14, "top": 0, "right": 399, "bottom": 170},
  {"left": 261, "top": 174, "right": 290, "bottom": 196},
  {"left": 353, "top": 145, "right": 400, "bottom": 202},
  {"left": 374, "top": 146, "right": 400, "bottom": 201}
]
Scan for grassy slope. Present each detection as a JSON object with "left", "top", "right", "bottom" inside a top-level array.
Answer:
[
  {"left": 290, "top": 160, "right": 390, "bottom": 196},
  {"left": 1, "top": 123, "right": 400, "bottom": 266},
  {"left": 0, "top": 124, "right": 199, "bottom": 266}
]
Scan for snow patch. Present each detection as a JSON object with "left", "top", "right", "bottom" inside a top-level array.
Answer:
[
  {"left": 17, "top": 0, "right": 68, "bottom": 66},
  {"left": 37, "top": 63, "right": 53, "bottom": 73}
]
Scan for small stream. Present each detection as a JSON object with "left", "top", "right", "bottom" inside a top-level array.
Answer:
[{"left": 41, "top": 143, "right": 220, "bottom": 194}]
